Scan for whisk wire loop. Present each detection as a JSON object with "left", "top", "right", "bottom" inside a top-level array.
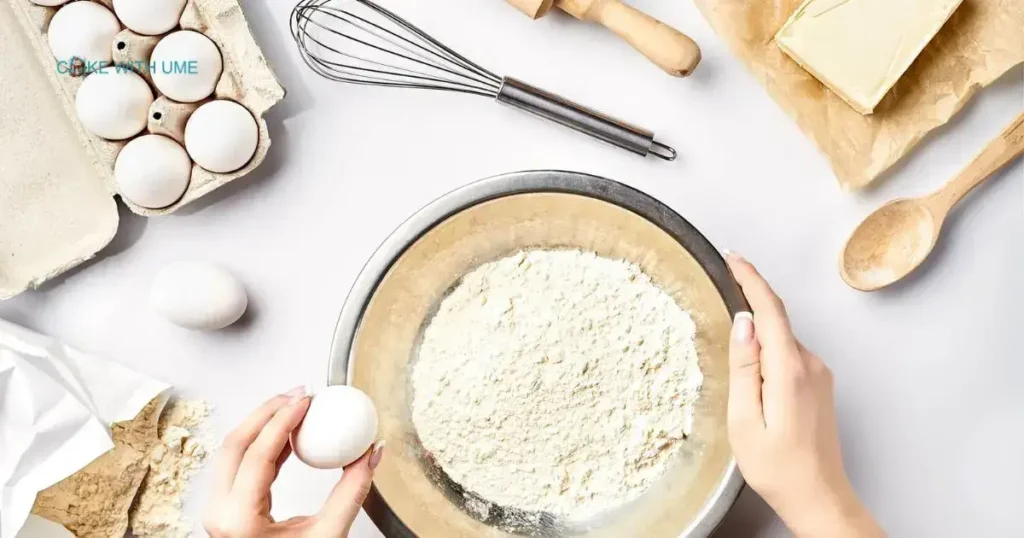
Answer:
[
  {"left": 289, "top": 0, "right": 676, "bottom": 160},
  {"left": 291, "top": 0, "right": 502, "bottom": 97}
]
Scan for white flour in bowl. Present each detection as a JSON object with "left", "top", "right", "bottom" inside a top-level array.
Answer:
[{"left": 411, "top": 249, "right": 703, "bottom": 519}]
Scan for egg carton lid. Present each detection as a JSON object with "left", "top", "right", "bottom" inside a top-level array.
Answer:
[{"left": 0, "top": 0, "right": 285, "bottom": 299}]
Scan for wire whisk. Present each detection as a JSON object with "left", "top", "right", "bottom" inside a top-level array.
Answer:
[{"left": 290, "top": 0, "right": 676, "bottom": 160}]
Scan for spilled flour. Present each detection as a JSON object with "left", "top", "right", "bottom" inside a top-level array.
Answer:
[
  {"left": 412, "top": 250, "right": 703, "bottom": 519},
  {"left": 32, "top": 399, "right": 165, "bottom": 537},
  {"left": 129, "top": 398, "right": 212, "bottom": 538},
  {"left": 31, "top": 397, "right": 211, "bottom": 538}
]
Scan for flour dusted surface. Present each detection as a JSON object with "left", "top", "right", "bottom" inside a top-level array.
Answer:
[
  {"left": 411, "top": 250, "right": 703, "bottom": 519},
  {"left": 129, "top": 398, "right": 212, "bottom": 538},
  {"left": 30, "top": 397, "right": 211, "bottom": 538}
]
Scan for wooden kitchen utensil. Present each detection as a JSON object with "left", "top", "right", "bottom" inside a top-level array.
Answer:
[
  {"left": 508, "top": 0, "right": 701, "bottom": 77},
  {"left": 840, "top": 113, "right": 1024, "bottom": 291}
]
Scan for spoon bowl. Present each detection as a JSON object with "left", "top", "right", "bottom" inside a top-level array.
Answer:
[
  {"left": 839, "top": 113, "right": 1024, "bottom": 292},
  {"left": 840, "top": 199, "right": 939, "bottom": 291}
]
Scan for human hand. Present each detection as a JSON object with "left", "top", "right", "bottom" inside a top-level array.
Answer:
[
  {"left": 204, "top": 387, "right": 385, "bottom": 538},
  {"left": 724, "top": 253, "right": 884, "bottom": 538}
]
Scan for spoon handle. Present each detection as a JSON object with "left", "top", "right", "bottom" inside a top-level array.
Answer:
[{"left": 928, "top": 113, "right": 1024, "bottom": 216}]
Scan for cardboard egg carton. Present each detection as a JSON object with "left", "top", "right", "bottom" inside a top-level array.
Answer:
[{"left": 0, "top": 0, "right": 285, "bottom": 298}]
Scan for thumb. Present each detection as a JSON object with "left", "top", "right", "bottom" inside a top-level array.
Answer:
[
  {"left": 727, "top": 313, "right": 765, "bottom": 435},
  {"left": 315, "top": 441, "right": 385, "bottom": 537}
]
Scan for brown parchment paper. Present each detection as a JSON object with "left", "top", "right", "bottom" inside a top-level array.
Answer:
[{"left": 693, "top": 0, "right": 1023, "bottom": 190}]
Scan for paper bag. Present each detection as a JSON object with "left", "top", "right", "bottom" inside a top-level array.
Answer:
[{"left": 0, "top": 319, "right": 169, "bottom": 538}]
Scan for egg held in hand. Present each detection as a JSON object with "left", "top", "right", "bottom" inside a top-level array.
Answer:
[{"left": 291, "top": 386, "right": 379, "bottom": 469}]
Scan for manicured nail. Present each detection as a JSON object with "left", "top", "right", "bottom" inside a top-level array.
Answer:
[
  {"left": 369, "top": 440, "right": 386, "bottom": 471},
  {"left": 732, "top": 312, "right": 754, "bottom": 344},
  {"left": 723, "top": 249, "right": 745, "bottom": 262},
  {"left": 285, "top": 385, "right": 307, "bottom": 404}
]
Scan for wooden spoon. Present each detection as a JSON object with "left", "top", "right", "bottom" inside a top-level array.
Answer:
[{"left": 840, "top": 113, "right": 1024, "bottom": 291}]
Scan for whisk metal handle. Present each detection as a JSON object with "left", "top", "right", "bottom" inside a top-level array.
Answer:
[{"left": 495, "top": 77, "right": 676, "bottom": 161}]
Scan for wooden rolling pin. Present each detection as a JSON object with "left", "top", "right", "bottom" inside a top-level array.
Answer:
[{"left": 508, "top": 0, "right": 701, "bottom": 77}]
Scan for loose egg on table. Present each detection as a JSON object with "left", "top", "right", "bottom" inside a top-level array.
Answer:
[
  {"left": 75, "top": 70, "right": 153, "bottom": 140},
  {"left": 291, "top": 386, "right": 379, "bottom": 469},
  {"left": 151, "top": 30, "right": 223, "bottom": 103},
  {"left": 184, "top": 100, "right": 259, "bottom": 173},
  {"left": 150, "top": 261, "right": 248, "bottom": 331},
  {"left": 47, "top": 1, "right": 121, "bottom": 67},
  {"left": 114, "top": 135, "right": 192, "bottom": 209},
  {"left": 113, "top": 0, "right": 187, "bottom": 36}
]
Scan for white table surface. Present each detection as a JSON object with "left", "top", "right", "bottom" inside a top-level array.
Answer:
[{"left": 3, "top": 1, "right": 1022, "bottom": 536}]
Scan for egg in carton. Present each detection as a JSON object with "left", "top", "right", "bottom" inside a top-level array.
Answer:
[{"left": 0, "top": 0, "right": 285, "bottom": 298}]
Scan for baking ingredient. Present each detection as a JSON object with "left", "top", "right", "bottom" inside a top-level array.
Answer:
[
  {"left": 411, "top": 249, "right": 703, "bottom": 518},
  {"left": 31, "top": 398, "right": 165, "bottom": 538},
  {"left": 151, "top": 261, "right": 248, "bottom": 330},
  {"left": 28, "top": 0, "right": 69, "bottom": 6},
  {"left": 113, "top": 0, "right": 187, "bottom": 36},
  {"left": 151, "top": 30, "right": 223, "bottom": 102},
  {"left": 28, "top": 397, "right": 211, "bottom": 538},
  {"left": 75, "top": 70, "right": 153, "bottom": 140},
  {"left": 14, "top": 516, "right": 74, "bottom": 538},
  {"left": 47, "top": 1, "right": 121, "bottom": 67},
  {"left": 291, "top": 386, "right": 378, "bottom": 469},
  {"left": 2, "top": 0, "right": 285, "bottom": 300},
  {"left": 775, "top": 0, "right": 963, "bottom": 115},
  {"left": 115, "top": 135, "right": 192, "bottom": 208},
  {"left": 184, "top": 100, "right": 259, "bottom": 173},
  {"left": 693, "top": 0, "right": 1021, "bottom": 189},
  {"left": 129, "top": 399, "right": 212, "bottom": 538}
]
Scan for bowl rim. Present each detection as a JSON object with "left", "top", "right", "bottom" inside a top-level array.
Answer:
[{"left": 327, "top": 170, "right": 748, "bottom": 538}]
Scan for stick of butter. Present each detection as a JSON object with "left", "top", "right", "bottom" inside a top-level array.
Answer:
[{"left": 775, "top": 0, "right": 963, "bottom": 115}]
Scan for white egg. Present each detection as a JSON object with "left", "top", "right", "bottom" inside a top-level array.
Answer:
[
  {"left": 115, "top": 135, "right": 192, "bottom": 209},
  {"left": 151, "top": 31, "right": 223, "bottom": 103},
  {"left": 184, "top": 100, "right": 258, "bottom": 173},
  {"left": 151, "top": 262, "right": 248, "bottom": 331},
  {"left": 47, "top": 2, "right": 121, "bottom": 67},
  {"left": 29, "top": 0, "right": 70, "bottom": 6},
  {"left": 113, "top": 0, "right": 186, "bottom": 36},
  {"left": 291, "top": 386, "right": 379, "bottom": 469},
  {"left": 75, "top": 70, "right": 153, "bottom": 140}
]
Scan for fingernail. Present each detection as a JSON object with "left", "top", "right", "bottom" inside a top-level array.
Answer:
[
  {"left": 285, "top": 385, "right": 307, "bottom": 404},
  {"left": 723, "top": 249, "right": 745, "bottom": 261},
  {"left": 732, "top": 312, "right": 754, "bottom": 344},
  {"left": 369, "top": 440, "right": 385, "bottom": 471}
]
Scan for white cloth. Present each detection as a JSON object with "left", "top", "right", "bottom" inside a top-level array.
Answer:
[{"left": 0, "top": 318, "right": 169, "bottom": 538}]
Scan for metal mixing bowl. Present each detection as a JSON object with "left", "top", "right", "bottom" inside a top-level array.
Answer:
[{"left": 328, "top": 171, "right": 747, "bottom": 537}]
